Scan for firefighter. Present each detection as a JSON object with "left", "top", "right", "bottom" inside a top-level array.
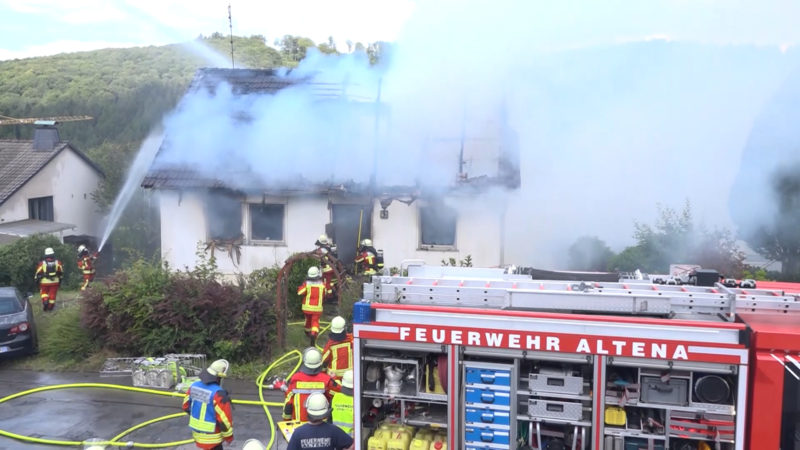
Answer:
[
  {"left": 182, "top": 359, "right": 234, "bottom": 450},
  {"left": 76, "top": 244, "right": 98, "bottom": 291},
  {"left": 298, "top": 266, "right": 325, "bottom": 346},
  {"left": 355, "top": 239, "right": 382, "bottom": 276},
  {"left": 331, "top": 370, "right": 355, "bottom": 436},
  {"left": 34, "top": 247, "right": 63, "bottom": 312},
  {"left": 287, "top": 393, "right": 354, "bottom": 450},
  {"left": 322, "top": 316, "right": 353, "bottom": 381},
  {"left": 315, "top": 234, "right": 338, "bottom": 301},
  {"left": 282, "top": 347, "right": 339, "bottom": 423}
]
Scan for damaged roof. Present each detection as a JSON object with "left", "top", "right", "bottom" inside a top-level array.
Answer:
[{"left": 0, "top": 140, "right": 104, "bottom": 206}]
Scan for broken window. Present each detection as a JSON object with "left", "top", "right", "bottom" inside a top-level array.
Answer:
[
  {"left": 249, "top": 203, "right": 285, "bottom": 242},
  {"left": 419, "top": 201, "right": 457, "bottom": 248},
  {"left": 206, "top": 191, "right": 242, "bottom": 241},
  {"left": 28, "top": 196, "right": 54, "bottom": 221}
]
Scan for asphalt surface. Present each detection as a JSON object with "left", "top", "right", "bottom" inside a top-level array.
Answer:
[{"left": 0, "top": 369, "right": 291, "bottom": 450}]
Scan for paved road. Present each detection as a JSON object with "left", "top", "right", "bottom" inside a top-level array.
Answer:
[{"left": 0, "top": 369, "right": 291, "bottom": 450}]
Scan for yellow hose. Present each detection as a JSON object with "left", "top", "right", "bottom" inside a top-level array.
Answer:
[{"left": 0, "top": 322, "right": 332, "bottom": 448}]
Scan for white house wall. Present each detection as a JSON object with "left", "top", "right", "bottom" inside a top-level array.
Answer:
[
  {"left": 0, "top": 149, "right": 103, "bottom": 236},
  {"left": 371, "top": 198, "right": 503, "bottom": 269}
]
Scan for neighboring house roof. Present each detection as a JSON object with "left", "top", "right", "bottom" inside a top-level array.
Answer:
[
  {"left": 0, "top": 139, "right": 105, "bottom": 207},
  {"left": 0, "top": 219, "right": 76, "bottom": 244}
]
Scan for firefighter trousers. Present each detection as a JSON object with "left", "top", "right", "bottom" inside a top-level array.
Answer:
[{"left": 39, "top": 284, "right": 58, "bottom": 311}]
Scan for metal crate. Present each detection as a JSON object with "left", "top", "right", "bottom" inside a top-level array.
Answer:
[
  {"left": 528, "top": 399, "right": 583, "bottom": 421},
  {"left": 130, "top": 354, "right": 206, "bottom": 390},
  {"left": 529, "top": 369, "right": 584, "bottom": 395}
]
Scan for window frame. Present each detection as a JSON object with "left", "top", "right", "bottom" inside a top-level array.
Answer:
[
  {"left": 417, "top": 201, "right": 458, "bottom": 251},
  {"left": 28, "top": 196, "right": 54, "bottom": 221},
  {"left": 204, "top": 192, "right": 244, "bottom": 242},
  {"left": 244, "top": 198, "right": 287, "bottom": 246}
]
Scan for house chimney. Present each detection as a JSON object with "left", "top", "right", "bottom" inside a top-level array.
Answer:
[{"left": 32, "top": 120, "right": 60, "bottom": 151}]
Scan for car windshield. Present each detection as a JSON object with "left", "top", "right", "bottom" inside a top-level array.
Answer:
[{"left": 0, "top": 294, "right": 23, "bottom": 315}]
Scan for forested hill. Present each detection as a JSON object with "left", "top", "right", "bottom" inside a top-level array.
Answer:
[{"left": 0, "top": 35, "right": 282, "bottom": 150}]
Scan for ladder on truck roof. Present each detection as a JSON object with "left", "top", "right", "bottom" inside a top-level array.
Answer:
[{"left": 363, "top": 265, "right": 800, "bottom": 320}]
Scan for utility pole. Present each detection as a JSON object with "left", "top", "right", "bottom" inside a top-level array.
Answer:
[{"left": 228, "top": 3, "right": 235, "bottom": 68}]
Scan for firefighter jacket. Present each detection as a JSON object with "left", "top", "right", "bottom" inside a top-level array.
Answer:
[
  {"left": 35, "top": 258, "right": 63, "bottom": 285},
  {"left": 322, "top": 333, "right": 354, "bottom": 377},
  {"left": 283, "top": 370, "right": 338, "bottom": 422},
  {"left": 331, "top": 388, "right": 354, "bottom": 435},
  {"left": 297, "top": 280, "right": 325, "bottom": 313},
  {"left": 355, "top": 247, "right": 378, "bottom": 274},
  {"left": 77, "top": 254, "right": 96, "bottom": 275},
  {"left": 182, "top": 379, "right": 234, "bottom": 448}
]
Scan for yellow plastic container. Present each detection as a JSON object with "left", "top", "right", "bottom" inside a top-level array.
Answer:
[
  {"left": 368, "top": 436, "right": 388, "bottom": 450},
  {"left": 410, "top": 437, "right": 431, "bottom": 450},
  {"left": 429, "top": 437, "right": 447, "bottom": 450},
  {"left": 387, "top": 431, "right": 411, "bottom": 450}
]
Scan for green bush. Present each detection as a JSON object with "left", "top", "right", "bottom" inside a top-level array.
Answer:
[
  {"left": 0, "top": 234, "right": 80, "bottom": 293},
  {"left": 41, "top": 303, "right": 98, "bottom": 362},
  {"left": 81, "top": 257, "right": 277, "bottom": 362}
]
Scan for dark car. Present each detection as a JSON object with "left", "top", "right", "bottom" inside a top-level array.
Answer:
[{"left": 0, "top": 286, "right": 38, "bottom": 357}]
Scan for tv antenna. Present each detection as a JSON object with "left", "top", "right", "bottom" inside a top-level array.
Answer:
[{"left": 228, "top": 3, "right": 235, "bottom": 68}]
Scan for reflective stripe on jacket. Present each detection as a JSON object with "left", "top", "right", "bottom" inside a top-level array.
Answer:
[
  {"left": 297, "top": 281, "right": 325, "bottom": 313},
  {"left": 331, "top": 391, "right": 354, "bottom": 434},
  {"left": 35, "top": 259, "right": 63, "bottom": 285},
  {"left": 284, "top": 372, "right": 336, "bottom": 422},
  {"left": 323, "top": 335, "right": 354, "bottom": 376},
  {"left": 78, "top": 256, "right": 96, "bottom": 275},
  {"left": 187, "top": 381, "right": 222, "bottom": 433}
]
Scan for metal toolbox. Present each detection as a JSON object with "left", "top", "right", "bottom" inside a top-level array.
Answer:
[
  {"left": 466, "top": 386, "right": 512, "bottom": 407},
  {"left": 528, "top": 399, "right": 583, "bottom": 421},
  {"left": 640, "top": 376, "right": 689, "bottom": 406},
  {"left": 625, "top": 437, "right": 665, "bottom": 450},
  {"left": 465, "top": 425, "right": 511, "bottom": 445},
  {"left": 466, "top": 405, "right": 512, "bottom": 427},
  {"left": 466, "top": 367, "right": 512, "bottom": 387},
  {"left": 529, "top": 368, "right": 584, "bottom": 395}
]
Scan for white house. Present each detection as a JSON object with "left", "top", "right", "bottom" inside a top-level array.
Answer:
[
  {"left": 142, "top": 69, "right": 519, "bottom": 274},
  {"left": 0, "top": 123, "right": 104, "bottom": 243}
]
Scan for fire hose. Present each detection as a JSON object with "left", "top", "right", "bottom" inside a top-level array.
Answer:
[{"left": 0, "top": 320, "right": 330, "bottom": 449}]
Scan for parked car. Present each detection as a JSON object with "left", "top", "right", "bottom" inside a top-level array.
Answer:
[{"left": 0, "top": 286, "right": 38, "bottom": 357}]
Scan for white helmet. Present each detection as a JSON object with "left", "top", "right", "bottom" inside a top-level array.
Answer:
[
  {"left": 44, "top": 247, "right": 55, "bottom": 256},
  {"left": 361, "top": 239, "right": 372, "bottom": 247},
  {"left": 78, "top": 244, "right": 87, "bottom": 254},
  {"left": 341, "top": 370, "right": 354, "bottom": 389},
  {"left": 302, "top": 347, "right": 323, "bottom": 369},
  {"left": 318, "top": 234, "right": 330, "bottom": 245},
  {"left": 305, "top": 392, "right": 330, "bottom": 420},
  {"left": 242, "top": 439, "right": 266, "bottom": 450},
  {"left": 307, "top": 266, "right": 321, "bottom": 279},
  {"left": 330, "top": 316, "right": 346, "bottom": 334},
  {"left": 207, "top": 359, "right": 229, "bottom": 378}
]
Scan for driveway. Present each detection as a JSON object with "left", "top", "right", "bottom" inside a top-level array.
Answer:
[{"left": 0, "top": 369, "right": 290, "bottom": 450}]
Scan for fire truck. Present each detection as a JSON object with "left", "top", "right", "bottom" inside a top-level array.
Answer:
[{"left": 350, "top": 263, "right": 800, "bottom": 450}]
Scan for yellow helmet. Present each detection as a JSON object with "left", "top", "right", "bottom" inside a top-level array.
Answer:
[
  {"left": 207, "top": 359, "right": 229, "bottom": 378},
  {"left": 242, "top": 439, "right": 266, "bottom": 450},
  {"left": 302, "top": 347, "right": 323, "bottom": 369},
  {"left": 341, "top": 370, "right": 354, "bottom": 389},
  {"left": 307, "top": 266, "right": 321, "bottom": 279},
  {"left": 330, "top": 316, "right": 346, "bottom": 334},
  {"left": 305, "top": 392, "right": 330, "bottom": 420}
]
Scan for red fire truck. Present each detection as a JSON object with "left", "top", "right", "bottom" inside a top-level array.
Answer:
[{"left": 351, "top": 264, "right": 800, "bottom": 450}]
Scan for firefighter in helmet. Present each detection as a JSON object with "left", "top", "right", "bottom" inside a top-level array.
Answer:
[
  {"left": 287, "top": 393, "right": 354, "bottom": 449},
  {"left": 331, "top": 370, "right": 355, "bottom": 436},
  {"left": 355, "top": 238, "right": 382, "bottom": 276},
  {"left": 34, "top": 247, "right": 63, "bottom": 312},
  {"left": 322, "top": 316, "right": 354, "bottom": 381},
  {"left": 298, "top": 266, "right": 325, "bottom": 346},
  {"left": 282, "top": 347, "right": 339, "bottom": 422},
  {"left": 182, "top": 359, "right": 234, "bottom": 449},
  {"left": 76, "top": 244, "right": 98, "bottom": 291},
  {"left": 314, "top": 234, "right": 338, "bottom": 301}
]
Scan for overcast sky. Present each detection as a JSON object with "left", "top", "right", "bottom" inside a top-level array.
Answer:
[{"left": 2, "top": 0, "right": 800, "bottom": 61}]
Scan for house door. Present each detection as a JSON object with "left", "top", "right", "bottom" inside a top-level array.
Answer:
[{"left": 331, "top": 203, "right": 372, "bottom": 269}]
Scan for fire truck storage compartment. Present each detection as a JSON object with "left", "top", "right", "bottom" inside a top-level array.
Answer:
[
  {"left": 604, "top": 357, "right": 738, "bottom": 449},
  {"left": 358, "top": 340, "right": 449, "bottom": 448}
]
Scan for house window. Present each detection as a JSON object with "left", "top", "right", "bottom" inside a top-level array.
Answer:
[
  {"left": 419, "top": 202, "right": 457, "bottom": 249},
  {"left": 28, "top": 196, "right": 54, "bottom": 221},
  {"left": 249, "top": 203, "right": 284, "bottom": 242},
  {"left": 206, "top": 191, "right": 243, "bottom": 241}
]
